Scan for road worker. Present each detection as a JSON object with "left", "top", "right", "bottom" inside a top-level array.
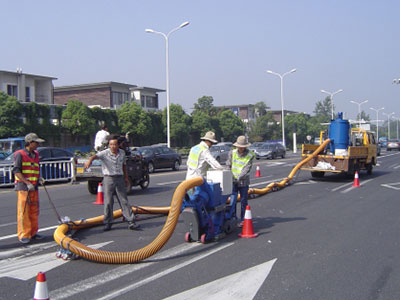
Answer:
[
  {"left": 94, "top": 124, "right": 110, "bottom": 151},
  {"left": 186, "top": 131, "right": 223, "bottom": 181},
  {"left": 13, "top": 133, "right": 45, "bottom": 244},
  {"left": 227, "top": 136, "right": 254, "bottom": 227}
]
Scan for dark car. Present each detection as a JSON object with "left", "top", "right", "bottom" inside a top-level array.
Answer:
[
  {"left": 137, "top": 144, "right": 182, "bottom": 173},
  {"left": 248, "top": 142, "right": 264, "bottom": 152},
  {"left": 0, "top": 147, "right": 75, "bottom": 184},
  {"left": 254, "top": 143, "right": 286, "bottom": 159},
  {"left": 209, "top": 145, "right": 231, "bottom": 164}
]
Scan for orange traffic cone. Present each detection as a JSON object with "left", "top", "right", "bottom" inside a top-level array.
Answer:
[
  {"left": 93, "top": 182, "right": 104, "bottom": 205},
  {"left": 238, "top": 205, "right": 258, "bottom": 238},
  {"left": 33, "top": 272, "right": 49, "bottom": 300},
  {"left": 352, "top": 171, "right": 360, "bottom": 187},
  {"left": 255, "top": 165, "right": 261, "bottom": 177}
]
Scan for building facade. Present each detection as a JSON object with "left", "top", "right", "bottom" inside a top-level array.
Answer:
[
  {"left": 54, "top": 82, "right": 164, "bottom": 110},
  {"left": 0, "top": 69, "right": 56, "bottom": 104}
]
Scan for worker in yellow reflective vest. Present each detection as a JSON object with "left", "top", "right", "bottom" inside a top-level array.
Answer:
[
  {"left": 227, "top": 136, "right": 254, "bottom": 227},
  {"left": 186, "top": 131, "right": 223, "bottom": 180},
  {"left": 13, "top": 133, "right": 45, "bottom": 244}
]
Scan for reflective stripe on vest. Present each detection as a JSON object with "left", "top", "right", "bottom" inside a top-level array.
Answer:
[
  {"left": 231, "top": 149, "right": 254, "bottom": 179},
  {"left": 14, "top": 150, "right": 40, "bottom": 185},
  {"left": 187, "top": 144, "right": 207, "bottom": 169}
]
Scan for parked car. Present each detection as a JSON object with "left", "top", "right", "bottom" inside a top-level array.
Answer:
[
  {"left": 0, "top": 147, "right": 75, "bottom": 184},
  {"left": 248, "top": 142, "right": 265, "bottom": 152},
  {"left": 209, "top": 144, "right": 231, "bottom": 164},
  {"left": 216, "top": 142, "right": 233, "bottom": 148},
  {"left": 254, "top": 143, "right": 286, "bottom": 159},
  {"left": 137, "top": 144, "right": 181, "bottom": 173},
  {"left": 377, "top": 142, "right": 381, "bottom": 156},
  {"left": 386, "top": 139, "right": 400, "bottom": 151},
  {"left": 0, "top": 152, "right": 7, "bottom": 160}
]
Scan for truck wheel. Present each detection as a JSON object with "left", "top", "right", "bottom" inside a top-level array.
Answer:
[
  {"left": 172, "top": 160, "right": 180, "bottom": 171},
  {"left": 88, "top": 181, "right": 99, "bottom": 195},
  {"left": 366, "top": 164, "right": 373, "bottom": 175},
  {"left": 148, "top": 162, "right": 155, "bottom": 173},
  {"left": 311, "top": 171, "right": 325, "bottom": 178},
  {"left": 140, "top": 174, "right": 150, "bottom": 189}
]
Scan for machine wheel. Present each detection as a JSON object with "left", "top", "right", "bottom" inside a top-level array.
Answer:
[
  {"left": 140, "top": 174, "right": 150, "bottom": 189},
  {"left": 311, "top": 171, "right": 325, "bottom": 178},
  {"left": 148, "top": 162, "right": 155, "bottom": 173},
  {"left": 200, "top": 233, "right": 207, "bottom": 244},
  {"left": 126, "top": 178, "right": 133, "bottom": 195},
  {"left": 185, "top": 232, "right": 192, "bottom": 243},
  {"left": 172, "top": 160, "right": 180, "bottom": 171},
  {"left": 88, "top": 181, "right": 99, "bottom": 195}
]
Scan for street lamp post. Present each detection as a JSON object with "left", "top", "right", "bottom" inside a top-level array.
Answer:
[
  {"left": 382, "top": 112, "right": 395, "bottom": 139},
  {"left": 369, "top": 107, "right": 384, "bottom": 142},
  {"left": 350, "top": 100, "right": 368, "bottom": 128},
  {"left": 320, "top": 89, "right": 343, "bottom": 120},
  {"left": 145, "top": 21, "right": 190, "bottom": 148},
  {"left": 266, "top": 68, "right": 296, "bottom": 148},
  {"left": 392, "top": 116, "right": 399, "bottom": 140}
]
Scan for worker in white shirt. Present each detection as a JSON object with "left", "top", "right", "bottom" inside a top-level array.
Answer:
[
  {"left": 94, "top": 125, "right": 110, "bottom": 151},
  {"left": 186, "top": 131, "right": 223, "bottom": 180}
]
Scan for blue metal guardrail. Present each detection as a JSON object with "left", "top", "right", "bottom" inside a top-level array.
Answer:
[{"left": 0, "top": 158, "right": 75, "bottom": 187}]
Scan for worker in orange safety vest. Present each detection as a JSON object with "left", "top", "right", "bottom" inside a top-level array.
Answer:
[{"left": 12, "top": 133, "right": 45, "bottom": 244}]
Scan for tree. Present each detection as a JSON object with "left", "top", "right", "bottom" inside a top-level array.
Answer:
[
  {"left": 357, "top": 111, "right": 370, "bottom": 122},
  {"left": 285, "top": 113, "right": 311, "bottom": 146},
  {"left": 91, "top": 107, "right": 120, "bottom": 134},
  {"left": 163, "top": 104, "right": 191, "bottom": 147},
  {"left": 248, "top": 112, "right": 280, "bottom": 142},
  {"left": 147, "top": 111, "right": 165, "bottom": 145},
  {"left": 253, "top": 101, "right": 270, "bottom": 117},
  {"left": 61, "top": 100, "right": 97, "bottom": 136},
  {"left": 216, "top": 110, "right": 245, "bottom": 142},
  {"left": 0, "top": 92, "right": 25, "bottom": 137},
  {"left": 314, "top": 97, "right": 332, "bottom": 122},
  {"left": 117, "top": 102, "right": 152, "bottom": 145},
  {"left": 190, "top": 111, "right": 215, "bottom": 142},
  {"left": 193, "top": 96, "right": 217, "bottom": 116}
]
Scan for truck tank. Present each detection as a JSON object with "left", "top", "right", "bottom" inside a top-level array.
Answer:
[{"left": 329, "top": 112, "right": 350, "bottom": 155}]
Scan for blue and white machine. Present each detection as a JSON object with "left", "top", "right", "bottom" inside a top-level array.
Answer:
[{"left": 181, "top": 170, "right": 238, "bottom": 243}]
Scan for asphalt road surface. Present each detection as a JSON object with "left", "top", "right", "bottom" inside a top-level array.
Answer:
[{"left": 0, "top": 150, "right": 399, "bottom": 300}]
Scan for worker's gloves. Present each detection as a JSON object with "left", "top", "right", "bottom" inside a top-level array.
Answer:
[
  {"left": 27, "top": 183, "right": 35, "bottom": 191},
  {"left": 38, "top": 177, "right": 45, "bottom": 186}
]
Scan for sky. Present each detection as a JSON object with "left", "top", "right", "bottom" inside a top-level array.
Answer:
[{"left": 2, "top": 0, "right": 400, "bottom": 121}]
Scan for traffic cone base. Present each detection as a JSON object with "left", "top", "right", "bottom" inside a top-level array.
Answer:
[
  {"left": 93, "top": 182, "right": 104, "bottom": 205},
  {"left": 352, "top": 171, "right": 360, "bottom": 187},
  {"left": 33, "top": 272, "right": 49, "bottom": 300},
  {"left": 238, "top": 205, "right": 258, "bottom": 238},
  {"left": 255, "top": 165, "right": 261, "bottom": 177}
]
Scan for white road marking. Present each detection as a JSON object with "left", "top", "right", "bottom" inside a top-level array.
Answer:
[
  {"left": 331, "top": 182, "right": 354, "bottom": 192},
  {"left": 50, "top": 242, "right": 203, "bottom": 300},
  {"left": 295, "top": 180, "right": 317, "bottom": 185},
  {"left": 0, "top": 224, "right": 58, "bottom": 241},
  {"left": 96, "top": 243, "right": 234, "bottom": 300},
  {"left": 340, "top": 179, "right": 374, "bottom": 193},
  {"left": 250, "top": 177, "right": 285, "bottom": 188},
  {"left": 164, "top": 258, "right": 277, "bottom": 300},
  {"left": 0, "top": 221, "right": 17, "bottom": 228},
  {"left": 0, "top": 241, "right": 56, "bottom": 260},
  {"left": 157, "top": 180, "right": 184, "bottom": 186},
  {"left": 394, "top": 165, "right": 400, "bottom": 169},
  {"left": 381, "top": 182, "right": 400, "bottom": 190},
  {"left": 0, "top": 241, "right": 112, "bottom": 280}
]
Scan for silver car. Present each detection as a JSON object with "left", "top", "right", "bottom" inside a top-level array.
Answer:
[
  {"left": 209, "top": 145, "right": 231, "bottom": 164},
  {"left": 386, "top": 139, "right": 400, "bottom": 151},
  {"left": 254, "top": 143, "right": 286, "bottom": 159}
]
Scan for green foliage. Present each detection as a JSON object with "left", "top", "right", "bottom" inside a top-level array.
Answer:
[
  {"left": 193, "top": 96, "right": 217, "bottom": 116},
  {"left": 191, "top": 111, "right": 215, "bottom": 141},
  {"left": 216, "top": 110, "right": 245, "bottom": 142},
  {"left": 248, "top": 112, "right": 280, "bottom": 142},
  {"left": 61, "top": 99, "right": 97, "bottom": 135},
  {"left": 253, "top": 101, "right": 270, "bottom": 117},
  {"left": 117, "top": 102, "right": 152, "bottom": 145},
  {"left": 164, "top": 104, "right": 191, "bottom": 147},
  {"left": 91, "top": 107, "right": 120, "bottom": 134},
  {"left": 314, "top": 97, "right": 332, "bottom": 122},
  {"left": 0, "top": 92, "right": 25, "bottom": 137}
]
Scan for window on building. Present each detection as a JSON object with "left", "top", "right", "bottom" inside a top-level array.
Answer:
[
  {"left": 7, "top": 85, "right": 17, "bottom": 97},
  {"left": 111, "top": 92, "right": 129, "bottom": 108},
  {"left": 140, "top": 95, "right": 145, "bottom": 107},
  {"left": 25, "top": 87, "right": 30, "bottom": 102},
  {"left": 145, "top": 96, "right": 158, "bottom": 108}
]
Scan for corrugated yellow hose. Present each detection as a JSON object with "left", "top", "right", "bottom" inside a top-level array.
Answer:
[
  {"left": 53, "top": 177, "right": 204, "bottom": 264},
  {"left": 54, "top": 141, "right": 329, "bottom": 264}
]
